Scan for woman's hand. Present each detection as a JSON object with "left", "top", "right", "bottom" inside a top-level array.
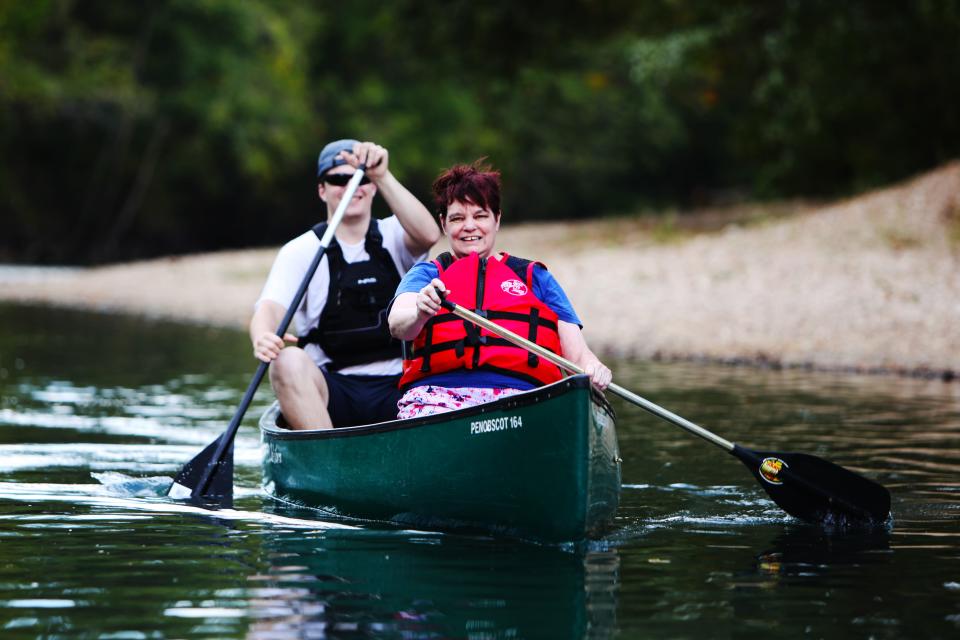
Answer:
[
  {"left": 253, "top": 331, "right": 298, "bottom": 363},
  {"left": 389, "top": 282, "right": 450, "bottom": 341},
  {"left": 557, "top": 320, "right": 612, "bottom": 390},
  {"left": 582, "top": 358, "right": 613, "bottom": 390},
  {"left": 416, "top": 278, "right": 448, "bottom": 318}
]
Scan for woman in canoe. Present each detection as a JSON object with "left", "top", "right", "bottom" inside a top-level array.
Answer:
[{"left": 387, "top": 160, "right": 611, "bottom": 418}]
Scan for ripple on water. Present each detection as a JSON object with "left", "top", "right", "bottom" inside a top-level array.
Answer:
[
  {"left": 0, "top": 480, "right": 361, "bottom": 531},
  {"left": 0, "top": 442, "right": 261, "bottom": 473}
]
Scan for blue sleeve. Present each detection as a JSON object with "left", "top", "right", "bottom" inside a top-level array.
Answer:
[
  {"left": 532, "top": 266, "right": 582, "bottom": 327},
  {"left": 394, "top": 261, "right": 439, "bottom": 296}
]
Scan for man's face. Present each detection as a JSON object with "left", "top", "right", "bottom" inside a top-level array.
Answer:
[{"left": 318, "top": 166, "right": 376, "bottom": 219}]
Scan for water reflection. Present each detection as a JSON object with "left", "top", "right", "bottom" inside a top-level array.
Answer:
[
  {"left": 716, "top": 528, "right": 897, "bottom": 634},
  {"left": 751, "top": 526, "right": 893, "bottom": 583},
  {"left": 245, "top": 531, "right": 620, "bottom": 639}
]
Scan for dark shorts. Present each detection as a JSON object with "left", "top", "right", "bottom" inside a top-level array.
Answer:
[{"left": 322, "top": 370, "right": 402, "bottom": 428}]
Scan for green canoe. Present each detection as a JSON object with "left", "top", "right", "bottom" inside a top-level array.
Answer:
[{"left": 259, "top": 375, "right": 621, "bottom": 542}]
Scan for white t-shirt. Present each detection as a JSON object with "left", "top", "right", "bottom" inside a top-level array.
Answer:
[{"left": 256, "top": 216, "right": 426, "bottom": 375}]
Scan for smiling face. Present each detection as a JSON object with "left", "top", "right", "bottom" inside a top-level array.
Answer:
[
  {"left": 317, "top": 166, "right": 376, "bottom": 220},
  {"left": 441, "top": 199, "right": 501, "bottom": 259}
]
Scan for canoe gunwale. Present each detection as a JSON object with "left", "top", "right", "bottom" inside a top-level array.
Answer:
[{"left": 259, "top": 374, "right": 614, "bottom": 438}]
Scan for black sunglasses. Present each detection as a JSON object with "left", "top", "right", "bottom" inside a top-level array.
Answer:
[{"left": 322, "top": 173, "right": 370, "bottom": 186}]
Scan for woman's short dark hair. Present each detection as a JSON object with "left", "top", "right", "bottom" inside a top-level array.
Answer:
[{"left": 431, "top": 159, "right": 501, "bottom": 218}]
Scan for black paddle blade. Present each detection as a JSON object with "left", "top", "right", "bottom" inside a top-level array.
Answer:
[
  {"left": 167, "top": 437, "right": 234, "bottom": 508},
  {"left": 731, "top": 445, "right": 891, "bottom": 527}
]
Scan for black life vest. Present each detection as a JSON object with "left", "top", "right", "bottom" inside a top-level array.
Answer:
[{"left": 297, "top": 220, "right": 402, "bottom": 370}]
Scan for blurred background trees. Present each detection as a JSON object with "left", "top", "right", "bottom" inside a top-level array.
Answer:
[{"left": 1, "top": 0, "right": 958, "bottom": 264}]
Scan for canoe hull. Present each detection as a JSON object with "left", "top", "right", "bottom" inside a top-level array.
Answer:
[{"left": 260, "top": 375, "right": 620, "bottom": 542}]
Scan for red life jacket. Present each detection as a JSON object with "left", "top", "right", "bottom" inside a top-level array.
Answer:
[{"left": 399, "top": 251, "right": 565, "bottom": 389}]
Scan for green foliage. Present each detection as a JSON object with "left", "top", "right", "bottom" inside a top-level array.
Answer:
[
  {"left": 0, "top": 0, "right": 318, "bottom": 263},
  {"left": 714, "top": 0, "right": 960, "bottom": 194},
  {"left": 1, "top": 0, "right": 958, "bottom": 264}
]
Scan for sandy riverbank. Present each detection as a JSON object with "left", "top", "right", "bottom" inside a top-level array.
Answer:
[{"left": 2, "top": 163, "right": 958, "bottom": 379}]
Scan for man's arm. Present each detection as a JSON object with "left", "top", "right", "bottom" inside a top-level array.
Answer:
[
  {"left": 339, "top": 142, "right": 441, "bottom": 255},
  {"left": 250, "top": 300, "right": 297, "bottom": 363},
  {"left": 376, "top": 171, "right": 441, "bottom": 255}
]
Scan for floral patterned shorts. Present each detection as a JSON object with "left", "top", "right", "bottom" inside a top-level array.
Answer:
[{"left": 396, "top": 385, "right": 525, "bottom": 419}]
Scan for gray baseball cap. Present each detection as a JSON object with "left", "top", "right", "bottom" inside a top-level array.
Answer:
[{"left": 316, "top": 138, "right": 359, "bottom": 177}]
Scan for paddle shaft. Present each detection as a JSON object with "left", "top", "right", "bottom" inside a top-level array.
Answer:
[
  {"left": 188, "top": 167, "right": 367, "bottom": 499},
  {"left": 442, "top": 301, "right": 735, "bottom": 452}
]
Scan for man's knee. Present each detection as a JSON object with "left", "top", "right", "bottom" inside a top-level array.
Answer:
[
  {"left": 270, "top": 348, "right": 311, "bottom": 385},
  {"left": 269, "top": 348, "right": 328, "bottom": 397}
]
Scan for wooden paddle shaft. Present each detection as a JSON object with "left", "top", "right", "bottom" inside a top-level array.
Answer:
[{"left": 446, "top": 302, "right": 736, "bottom": 452}]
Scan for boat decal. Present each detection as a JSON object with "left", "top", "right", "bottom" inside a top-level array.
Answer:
[
  {"left": 759, "top": 457, "right": 787, "bottom": 484},
  {"left": 470, "top": 415, "right": 523, "bottom": 435},
  {"left": 268, "top": 444, "right": 283, "bottom": 464}
]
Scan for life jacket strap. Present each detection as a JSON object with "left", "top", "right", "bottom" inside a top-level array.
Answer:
[
  {"left": 409, "top": 336, "right": 554, "bottom": 361},
  {"left": 527, "top": 307, "right": 540, "bottom": 368},
  {"left": 420, "top": 321, "right": 435, "bottom": 373}
]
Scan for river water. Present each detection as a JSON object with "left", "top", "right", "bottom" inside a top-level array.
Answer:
[{"left": 0, "top": 303, "right": 958, "bottom": 639}]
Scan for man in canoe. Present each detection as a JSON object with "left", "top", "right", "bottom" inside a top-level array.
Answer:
[
  {"left": 251, "top": 139, "right": 441, "bottom": 429},
  {"left": 388, "top": 160, "right": 611, "bottom": 418}
]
